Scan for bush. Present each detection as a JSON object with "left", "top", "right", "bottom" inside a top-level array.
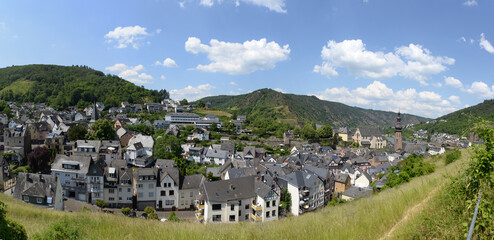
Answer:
[
  {"left": 0, "top": 201, "right": 27, "bottom": 240},
  {"left": 168, "top": 211, "right": 180, "bottom": 222},
  {"left": 144, "top": 206, "right": 155, "bottom": 215},
  {"left": 33, "top": 218, "right": 79, "bottom": 240},
  {"left": 95, "top": 199, "right": 107, "bottom": 210},
  {"left": 148, "top": 212, "right": 159, "bottom": 220},
  {"left": 121, "top": 207, "right": 131, "bottom": 216},
  {"left": 445, "top": 149, "right": 461, "bottom": 165}
]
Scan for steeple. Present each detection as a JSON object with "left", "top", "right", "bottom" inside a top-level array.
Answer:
[
  {"left": 91, "top": 99, "right": 99, "bottom": 123},
  {"left": 394, "top": 111, "right": 403, "bottom": 152}
]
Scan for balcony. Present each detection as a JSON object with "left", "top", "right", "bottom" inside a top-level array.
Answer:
[
  {"left": 71, "top": 177, "right": 86, "bottom": 182},
  {"left": 195, "top": 212, "right": 204, "bottom": 220},
  {"left": 197, "top": 204, "right": 205, "bottom": 209},
  {"left": 251, "top": 203, "right": 263, "bottom": 211},
  {"left": 250, "top": 213, "right": 262, "bottom": 222}
]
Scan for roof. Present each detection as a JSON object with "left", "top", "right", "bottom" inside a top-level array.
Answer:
[
  {"left": 202, "top": 176, "right": 256, "bottom": 202},
  {"left": 358, "top": 128, "right": 383, "bottom": 138},
  {"left": 205, "top": 148, "right": 229, "bottom": 159},
  {"left": 342, "top": 186, "right": 372, "bottom": 199},
  {"left": 334, "top": 172, "right": 349, "bottom": 183},
  {"left": 160, "top": 167, "right": 180, "bottom": 184},
  {"left": 128, "top": 134, "right": 154, "bottom": 149},
  {"left": 155, "top": 159, "right": 176, "bottom": 168},
  {"left": 206, "top": 167, "right": 221, "bottom": 177},
  {"left": 304, "top": 165, "right": 330, "bottom": 180},
  {"left": 14, "top": 173, "right": 59, "bottom": 199},
  {"left": 279, "top": 170, "right": 321, "bottom": 189},
  {"left": 227, "top": 167, "right": 256, "bottom": 179},
  {"left": 180, "top": 174, "right": 204, "bottom": 190},
  {"left": 51, "top": 154, "right": 92, "bottom": 174},
  {"left": 76, "top": 140, "right": 102, "bottom": 150}
]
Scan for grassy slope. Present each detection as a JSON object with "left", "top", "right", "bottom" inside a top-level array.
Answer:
[
  {"left": 200, "top": 88, "right": 428, "bottom": 128},
  {"left": 0, "top": 79, "right": 35, "bottom": 94},
  {"left": 1, "top": 149, "right": 471, "bottom": 240}
]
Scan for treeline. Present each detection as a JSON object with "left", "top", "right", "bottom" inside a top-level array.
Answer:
[{"left": 0, "top": 65, "right": 167, "bottom": 110}]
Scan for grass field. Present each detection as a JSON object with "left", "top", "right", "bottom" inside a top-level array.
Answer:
[
  {"left": 1, "top": 149, "right": 472, "bottom": 240},
  {"left": 0, "top": 79, "right": 35, "bottom": 94},
  {"left": 193, "top": 109, "right": 232, "bottom": 118}
]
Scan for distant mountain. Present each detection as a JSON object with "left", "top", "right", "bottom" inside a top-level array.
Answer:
[
  {"left": 0, "top": 64, "right": 165, "bottom": 110},
  {"left": 414, "top": 99, "right": 494, "bottom": 135},
  {"left": 199, "top": 88, "right": 428, "bottom": 128}
]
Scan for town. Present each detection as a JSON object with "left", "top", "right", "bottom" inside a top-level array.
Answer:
[{"left": 0, "top": 99, "right": 472, "bottom": 224}]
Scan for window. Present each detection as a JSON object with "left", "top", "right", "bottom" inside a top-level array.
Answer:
[
  {"left": 36, "top": 198, "right": 43, "bottom": 204},
  {"left": 181, "top": 192, "right": 184, "bottom": 198},
  {"left": 185, "top": 200, "right": 188, "bottom": 206},
  {"left": 23, "top": 196, "right": 29, "bottom": 202},
  {"left": 169, "top": 190, "right": 174, "bottom": 196},
  {"left": 148, "top": 183, "right": 154, "bottom": 189},
  {"left": 165, "top": 200, "right": 174, "bottom": 205},
  {"left": 119, "top": 197, "right": 122, "bottom": 201},
  {"left": 138, "top": 184, "right": 143, "bottom": 189},
  {"left": 272, "top": 200, "right": 276, "bottom": 207},
  {"left": 212, "top": 215, "right": 221, "bottom": 222},
  {"left": 109, "top": 189, "right": 115, "bottom": 194},
  {"left": 266, "top": 201, "right": 270, "bottom": 208},
  {"left": 245, "top": 204, "right": 249, "bottom": 210},
  {"left": 230, "top": 204, "right": 235, "bottom": 211},
  {"left": 212, "top": 204, "right": 222, "bottom": 211},
  {"left": 138, "top": 192, "right": 143, "bottom": 198},
  {"left": 149, "top": 192, "right": 154, "bottom": 198},
  {"left": 119, "top": 188, "right": 122, "bottom": 192},
  {"left": 161, "top": 191, "right": 166, "bottom": 196},
  {"left": 229, "top": 215, "right": 235, "bottom": 222},
  {"left": 245, "top": 214, "right": 249, "bottom": 220},
  {"left": 190, "top": 191, "right": 193, "bottom": 197},
  {"left": 272, "top": 210, "right": 276, "bottom": 217},
  {"left": 127, "top": 197, "right": 132, "bottom": 201},
  {"left": 109, "top": 197, "right": 115, "bottom": 201},
  {"left": 266, "top": 211, "right": 270, "bottom": 218}
]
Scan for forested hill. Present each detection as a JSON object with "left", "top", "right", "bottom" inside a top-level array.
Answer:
[
  {"left": 199, "top": 88, "right": 428, "bottom": 128},
  {"left": 0, "top": 64, "right": 165, "bottom": 110},
  {"left": 414, "top": 99, "right": 494, "bottom": 135}
]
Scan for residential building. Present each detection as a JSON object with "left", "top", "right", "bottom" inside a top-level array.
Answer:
[
  {"left": 178, "top": 174, "right": 205, "bottom": 210},
  {"left": 278, "top": 170, "right": 325, "bottom": 216},
  {"left": 204, "top": 148, "right": 229, "bottom": 165},
  {"left": 125, "top": 134, "right": 154, "bottom": 167},
  {"left": 134, "top": 168, "right": 157, "bottom": 210},
  {"left": 334, "top": 173, "right": 351, "bottom": 194},
  {"left": 156, "top": 167, "right": 179, "bottom": 210},
  {"left": 352, "top": 128, "right": 387, "bottom": 149},
  {"left": 51, "top": 154, "right": 91, "bottom": 202},
  {"left": 87, "top": 159, "right": 105, "bottom": 204},
  {"left": 4, "top": 125, "right": 32, "bottom": 162},
  {"left": 13, "top": 173, "right": 64, "bottom": 210},
  {"left": 74, "top": 140, "right": 101, "bottom": 159}
]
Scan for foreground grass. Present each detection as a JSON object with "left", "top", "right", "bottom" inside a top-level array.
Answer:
[{"left": 2, "top": 149, "right": 471, "bottom": 240}]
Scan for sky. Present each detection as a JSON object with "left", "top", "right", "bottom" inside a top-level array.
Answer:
[{"left": 0, "top": 0, "right": 493, "bottom": 118}]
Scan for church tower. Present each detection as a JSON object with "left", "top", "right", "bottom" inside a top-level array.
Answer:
[
  {"left": 394, "top": 112, "right": 403, "bottom": 152},
  {"left": 90, "top": 100, "right": 99, "bottom": 123}
]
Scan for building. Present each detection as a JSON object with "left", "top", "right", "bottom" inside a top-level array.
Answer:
[
  {"left": 164, "top": 113, "right": 200, "bottom": 125},
  {"left": 352, "top": 128, "right": 387, "bottom": 149},
  {"left": 156, "top": 167, "right": 179, "bottom": 210},
  {"left": 3, "top": 125, "right": 32, "bottom": 162},
  {"left": 51, "top": 154, "right": 91, "bottom": 202},
  {"left": 394, "top": 112, "right": 403, "bottom": 152},
  {"left": 74, "top": 140, "right": 101, "bottom": 159},
  {"left": 278, "top": 170, "right": 325, "bottom": 216},
  {"left": 178, "top": 174, "right": 205, "bottom": 210},
  {"left": 87, "top": 159, "right": 105, "bottom": 204},
  {"left": 14, "top": 173, "right": 64, "bottom": 210},
  {"left": 134, "top": 168, "right": 157, "bottom": 210},
  {"left": 125, "top": 134, "right": 154, "bottom": 167}
]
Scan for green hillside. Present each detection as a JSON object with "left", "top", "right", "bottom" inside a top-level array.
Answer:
[
  {"left": 200, "top": 88, "right": 428, "bottom": 128},
  {"left": 0, "top": 64, "right": 165, "bottom": 110},
  {"left": 414, "top": 99, "right": 494, "bottom": 135}
]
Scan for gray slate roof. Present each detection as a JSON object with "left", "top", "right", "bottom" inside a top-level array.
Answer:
[
  {"left": 342, "top": 186, "right": 372, "bottom": 199},
  {"left": 14, "top": 173, "right": 59, "bottom": 199},
  {"left": 202, "top": 176, "right": 256, "bottom": 202}
]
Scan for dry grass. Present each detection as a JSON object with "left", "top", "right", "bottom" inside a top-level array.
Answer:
[
  {"left": 194, "top": 109, "right": 232, "bottom": 118},
  {"left": 1, "top": 149, "right": 471, "bottom": 240}
]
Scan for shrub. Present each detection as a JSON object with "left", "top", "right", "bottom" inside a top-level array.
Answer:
[
  {"left": 0, "top": 200, "right": 27, "bottom": 240},
  {"left": 445, "top": 149, "right": 461, "bottom": 165},
  {"left": 33, "top": 218, "right": 79, "bottom": 240},
  {"left": 168, "top": 211, "right": 180, "bottom": 222},
  {"left": 144, "top": 207, "right": 155, "bottom": 215},
  {"left": 148, "top": 212, "right": 159, "bottom": 220},
  {"left": 95, "top": 199, "right": 107, "bottom": 210},
  {"left": 121, "top": 207, "right": 131, "bottom": 216}
]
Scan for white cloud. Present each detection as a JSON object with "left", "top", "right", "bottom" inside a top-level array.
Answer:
[
  {"left": 160, "top": 75, "right": 166, "bottom": 80},
  {"left": 466, "top": 81, "right": 494, "bottom": 98},
  {"left": 155, "top": 58, "right": 179, "bottom": 68},
  {"left": 200, "top": 0, "right": 214, "bottom": 7},
  {"left": 449, "top": 95, "right": 461, "bottom": 104},
  {"left": 105, "top": 25, "right": 149, "bottom": 49},
  {"left": 196, "top": 0, "right": 286, "bottom": 13},
  {"left": 460, "top": 37, "right": 467, "bottom": 42},
  {"left": 229, "top": 81, "right": 238, "bottom": 86},
  {"left": 480, "top": 33, "right": 494, "bottom": 54},
  {"left": 185, "top": 37, "right": 290, "bottom": 74},
  {"left": 179, "top": 1, "right": 185, "bottom": 8},
  {"left": 105, "top": 63, "right": 153, "bottom": 84},
  {"left": 170, "top": 84, "right": 216, "bottom": 101},
  {"left": 444, "top": 76, "right": 463, "bottom": 89},
  {"left": 156, "top": 29, "right": 162, "bottom": 34},
  {"left": 310, "top": 81, "right": 456, "bottom": 118},
  {"left": 463, "top": 0, "right": 478, "bottom": 6},
  {"left": 313, "top": 39, "right": 454, "bottom": 85},
  {"left": 274, "top": 88, "right": 285, "bottom": 93}
]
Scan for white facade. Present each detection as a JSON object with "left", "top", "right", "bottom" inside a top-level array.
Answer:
[{"left": 156, "top": 175, "right": 178, "bottom": 210}]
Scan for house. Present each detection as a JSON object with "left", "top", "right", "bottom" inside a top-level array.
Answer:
[
  {"left": 178, "top": 174, "right": 205, "bottom": 210},
  {"left": 334, "top": 173, "right": 351, "bottom": 194},
  {"left": 354, "top": 171, "right": 372, "bottom": 188},
  {"left": 187, "top": 128, "right": 210, "bottom": 141},
  {"left": 352, "top": 128, "right": 387, "bottom": 149},
  {"left": 278, "top": 170, "right": 325, "bottom": 216},
  {"left": 250, "top": 174, "right": 281, "bottom": 222},
  {"left": 156, "top": 167, "right": 179, "bottom": 210},
  {"left": 134, "top": 168, "right": 158, "bottom": 210},
  {"left": 100, "top": 140, "right": 121, "bottom": 167},
  {"left": 196, "top": 176, "right": 260, "bottom": 224},
  {"left": 114, "top": 161, "right": 133, "bottom": 208},
  {"left": 187, "top": 147, "right": 204, "bottom": 163},
  {"left": 304, "top": 165, "right": 333, "bottom": 204},
  {"left": 4, "top": 125, "right": 32, "bottom": 162},
  {"left": 204, "top": 148, "right": 229, "bottom": 165},
  {"left": 27, "top": 122, "right": 50, "bottom": 144},
  {"left": 334, "top": 127, "right": 350, "bottom": 142},
  {"left": 125, "top": 134, "right": 154, "bottom": 167},
  {"left": 116, "top": 127, "right": 133, "bottom": 147},
  {"left": 341, "top": 186, "right": 372, "bottom": 201},
  {"left": 44, "top": 133, "right": 65, "bottom": 154},
  {"left": 103, "top": 166, "right": 118, "bottom": 208},
  {"left": 51, "top": 154, "right": 91, "bottom": 202},
  {"left": 153, "top": 120, "right": 170, "bottom": 130},
  {"left": 14, "top": 173, "right": 64, "bottom": 210},
  {"left": 114, "top": 118, "right": 132, "bottom": 129},
  {"left": 0, "top": 157, "right": 13, "bottom": 188},
  {"left": 86, "top": 158, "right": 105, "bottom": 204}
]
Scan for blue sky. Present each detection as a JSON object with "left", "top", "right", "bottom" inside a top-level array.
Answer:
[{"left": 0, "top": 0, "right": 493, "bottom": 118}]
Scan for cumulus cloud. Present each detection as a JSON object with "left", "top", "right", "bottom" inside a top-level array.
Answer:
[
  {"left": 310, "top": 81, "right": 456, "bottom": 118},
  {"left": 229, "top": 81, "right": 238, "bottom": 86},
  {"left": 313, "top": 39, "right": 454, "bottom": 85},
  {"left": 444, "top": 76, "right": 463, "bottom": 89},
  {"left": 160, "top": 75, "right": 166, "bottom": 80},
  {"left": 466, "top": 81, "right": 494, "bottom": 98},
  {"left": 480, "top": 33, "right": 494, "bottom": 54},
  {"left": 170, "top": 84, "right": 216, "bottom": 101},
  {"left": 274, "top": 88, "right": 285, "bottom": 93},
  {"left": 105, "top": 63, "right": 153, "bottom": 84},
  {"left": 197, "top": 0, "right": 286, "bottom": 13},
  {"left": 185, "top": 37, "right": 290, "bottom": 74},
  {"left": 463, "top": 0, "right": 478, "bottom": 6},
  {"left": 155, "top": 58, "right": 179, "bottom": 68},
  {"left": 105, "top": 25, "right": 149, "bottom": 49},
  {"left": 449, "top": 95, "right": 461, "bottom": 104}
]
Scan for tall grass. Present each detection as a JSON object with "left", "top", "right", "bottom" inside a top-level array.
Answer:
[{"left": 2, "top": 149, "right": 471, "bottom": 240}]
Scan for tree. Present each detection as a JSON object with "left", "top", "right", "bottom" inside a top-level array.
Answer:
[
  {"left": 159, "top": 89, "right": 170, "bottom": 100},
  {"left": 316, "top": 124, "right": 333, "bottom": 139},
  {"left": 180, "top": 99, "right": 188, "bottom": 105},
  {"left": 209, "top": 122, "right": 218, "bottom": 132},
  {"left": 168, "top": 211, "right": 180, "bottom": 222},
  {"left": 196, "top": 99, "right": 205, "bottom": 108},
  {"left": 121, "top": 207, "right": 131, "bottom": 216},
  {"left": 127, "top": 124, "right": 154, "bottom": 136},
  {"left": 153, "top": 134, "right": 183, "bottom": 159},
  {"left": 86, "top": 119, "right": 116, "bottom": 140},
  {"left": 0, "top": 201, "right": 27, "bottom": 240},
  {"left": 279, "top": 188, "right": 291, "bottom": 216},
  {"left": 68, "top": 125, "right": 88, "bottom": 141},
  {"left": 301, "top": 124, "right": 316, "bottom": 140},
  {"left": 0, "top": 100, "right": 12, "bottom": 119},
  {"left": 95, "top": 199, "right": 107, "bottom": 211},
  {"left": 223, "top": 121, "right": 236, "bottom": 134},
  {"left": 27, "top": 146, "right": 51, "bottom": 173}
]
